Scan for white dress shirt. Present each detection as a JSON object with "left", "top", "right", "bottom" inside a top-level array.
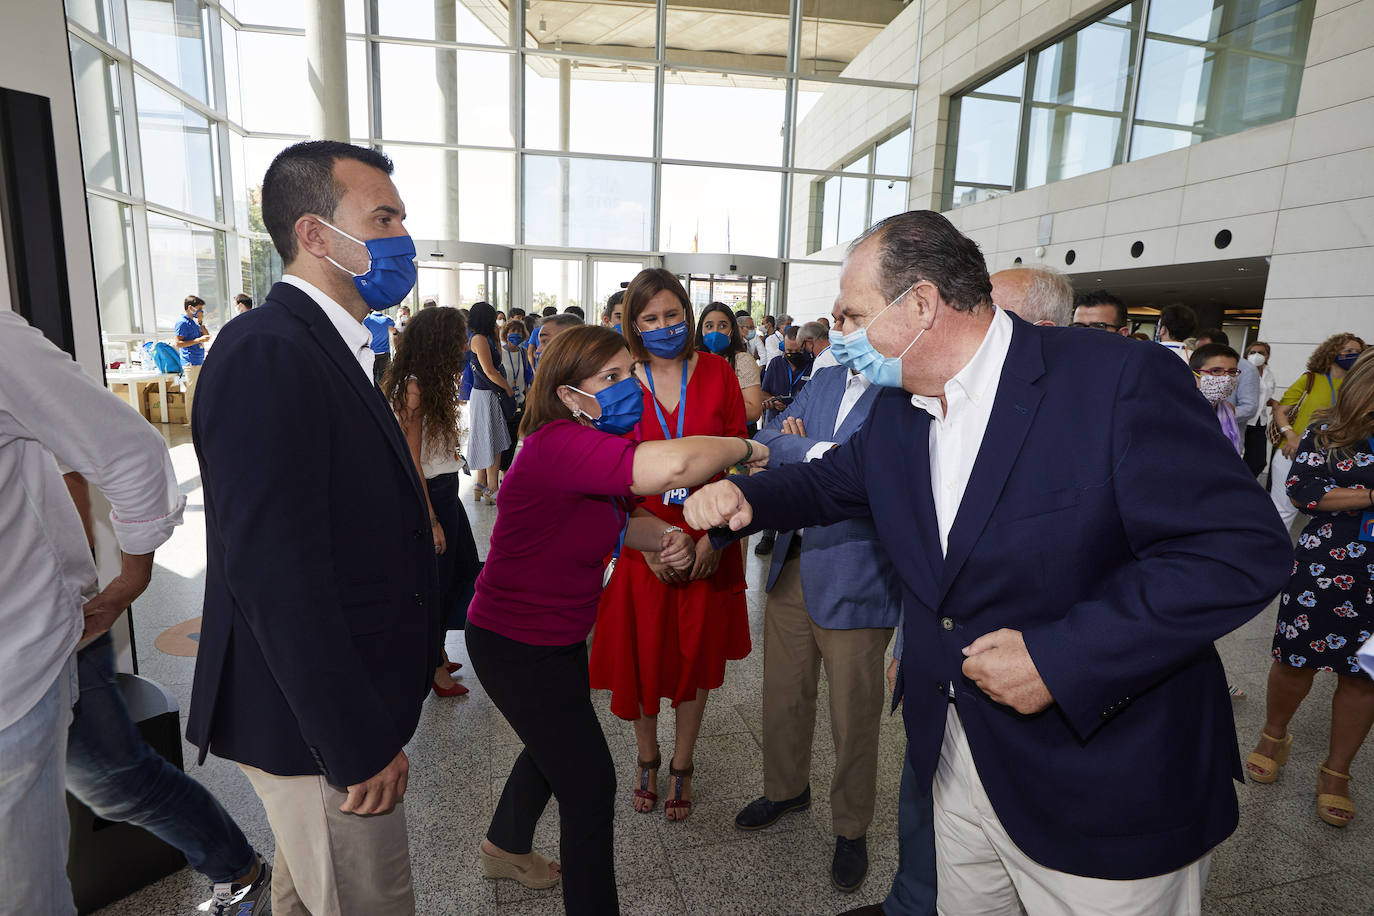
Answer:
[
  {"left": 810, "top": 344, "right": 839, "bottom": 373},
  {"left": 910, "top": 308, "right": 1014, "bottom": 556},
  {"left": 281, "top": 274, "right": 374, "bottom": 381},
  {"left": 0, "top": 311, "right": 185, "bottom": 730},
  {"left": 762, "top": 330, "right": 785, "bottom": 366},
  {"left": 1252, "top": 365, "right": 1277, "bottom": 426},
  {"left": 1157, "top": 340, "right": 1190, "bottom": 364},
  {"left": 804, "top": 370, "right": 871, "bottom": 462}
]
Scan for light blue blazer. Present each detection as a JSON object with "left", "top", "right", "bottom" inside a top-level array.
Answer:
[{"left": 753, "top": 365, "right": 901, "bottom": 630}]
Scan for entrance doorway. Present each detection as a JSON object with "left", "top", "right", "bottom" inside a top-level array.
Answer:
[
  {"left": 410, "top": 241, "right": 513, "bottom": 313},
  {"left": 522, "top": 252, "right": 652, "bottom": 323},
  {"left": 680, "top": 274, "right": 777, "bottom": 320}
]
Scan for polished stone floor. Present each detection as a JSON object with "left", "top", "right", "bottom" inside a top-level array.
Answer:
[{"left": 94, "top": 426, "right": 1374, "bottom": 915}]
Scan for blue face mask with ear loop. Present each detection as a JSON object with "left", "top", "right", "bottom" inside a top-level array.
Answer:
[
  {"left": 828, "top": 283, "right": 922, "bottom": 388},
  {"left": 566, "top": 377, "right": 644, "bottom": 435},
  {"left": 1335, "top": 353, "right": 1360, "bottom": 372},
  {"left": 639, "top": 320, "right": 690, "bottom": 359},
  {"left": 318, "top": 218, "right": 418, "bottom": 310},
  {"left": 703, "top": 331, "right": 731, "bottom": 354}
]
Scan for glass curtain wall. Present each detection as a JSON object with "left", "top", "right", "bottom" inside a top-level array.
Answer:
[
  {"left": 944, "top": 0, "right": 1314, "bottom": 209},
  {"left": 67, "top": 0, "right": 917, "bottom": 331}
]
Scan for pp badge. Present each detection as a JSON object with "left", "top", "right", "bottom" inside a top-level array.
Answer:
[
  {"left": 1359, "top": 511, "right": 1374, "bottom": 543},
  {"left": 664, "top": 487, "right": 689, "bottom": 506}
]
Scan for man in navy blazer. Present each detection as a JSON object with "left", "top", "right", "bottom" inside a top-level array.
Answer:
[
  {"left": 188, "top": 141, "right": 439, "bottom": 915},
  {"left": 735, "top": 364, "right": 901, "bottom": 892},
  {"left": 687, "top": 211, "right": 1291, "bottom": 912}
]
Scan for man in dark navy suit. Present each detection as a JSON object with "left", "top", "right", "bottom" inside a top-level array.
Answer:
[
  {"left": 187, "top": 141, "right": 439, "bottom": 915},
  {"left": 686, "top": 211, "right": 1291, "bottom": 913}
]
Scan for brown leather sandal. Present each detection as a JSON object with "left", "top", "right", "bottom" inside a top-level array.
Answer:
[
  {"left": 665, "top": 761, "right": 694, "bottom": 822},
  {"left": 633, "top": 752, "right": 661, "bottom": 812}
]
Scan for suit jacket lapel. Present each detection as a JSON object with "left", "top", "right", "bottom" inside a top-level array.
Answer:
[
  {"left": 937, "top": 323, "right": 1045, "bottom": 603},
  {"left": 835, "top": 379, "right": 880, "bottom": 441},
  {"left": 270, "top": 283, "right": 427, "bottom": 507}
]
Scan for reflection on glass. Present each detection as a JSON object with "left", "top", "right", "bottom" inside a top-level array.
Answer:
[
  {"left": 458, "top": 150, "right": 516, "bottom": 245},
  {"left": 136, "top": 76, "right": 220, "bottom": 220},
  {"left": 837, "top": 174, "right": 867, "bottom": 243},
  {"left": 528, "top": 2, "right": 657, "bottom": 55},
  {"left": 1023, "top": 7, "right": 1138, "bottom": 187},
  {"left": 377, "top": 0, "right": 510, "bottom": 44},
  {"left": 950, "top": 95, "right": 1020, "bottom": 187},
  {"left": 666, "top": 0, "right": 787, "bottom": 72},
  {"left": 69, "top": 37, "right": 128, "bottom": 193},
  {"left": 525, "top": 58, "right": 654, "bottom": 157},
  {"left": 385, "top": 145, "right": 456, "bottom": 241},
  {"left": 87, "top": 195, "right": 140, "bottom": 334},
  {"left": 222, "top": 20, "right": 242, "bottom": 124},
  {"left": 870, "top": 178, "right": 907, "bottom": 225},
  {"left": 819, "top": 176, "right": 839, "bottom": 251},
  {"left": 227, "top": 130, "right": 250, "bottom": 232},
  {"left": 147, "top": 212, "right": 225, "bottom": 329},
  {"left": 873, "top": 128, "right": 911, "bottom": 175},
  {"left": 348, "top": 39, "right": 368, "bottom": 140},
  {"left": 531, "top": 257, "right": 584, "bottom": 315},
  {"left": 594, "top": 260, "right": 643, "bottom": 314},
  {"left": 129, "top": 0, "right": 211, "bottom": 103},
  {"left": 660, "top": 165, "right": 780, "bottom": 256},
  {"left": 799, "top": 0, "right": 908, "bottom": 81},
  {"left": 662, "top": 78, "right": 786, "bottom": 166},
  {"left": 1131, "top": 0, "right": 1312, "bottom": 158},
  {"left": 235, "top": 32, "right": 308, "bottom": 133},
  {"left": 66, "top": 0, "right": 119, "bottom": 44},
  {"left": 524, "top": 156, "right": 653, "bottom": 251},
  {"left": 233, "top": 0, "right": 303, "bottom": 27}
]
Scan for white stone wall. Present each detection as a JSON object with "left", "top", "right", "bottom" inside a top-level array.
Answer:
[{"left": 906, "top": 0, "right": 1374, "bottom": 388}]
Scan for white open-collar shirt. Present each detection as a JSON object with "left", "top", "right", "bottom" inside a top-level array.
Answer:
[{"left": 909, "top": 307, "right": 1014, "bottom": 557}]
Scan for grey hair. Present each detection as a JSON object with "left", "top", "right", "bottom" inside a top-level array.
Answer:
[
  {"left": 1013, "top": 266, "right": 1075, "bottom": 327},
  {"left": 798, "top": 321, "right": 827, "bottom": 342},
  {"left": 542, "top": 313, "right": 584, "bottom": 330}
]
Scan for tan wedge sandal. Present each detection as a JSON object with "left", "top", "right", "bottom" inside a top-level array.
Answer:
[
  {"left": 1245, "top": 731, "right": 1293, "bottom": 784},
  {"left": 480, "top": 847, "right": 561, "bottom": 889},
  {"left": 1317, "top": 763, "right": 1354, "bottom": 828}
]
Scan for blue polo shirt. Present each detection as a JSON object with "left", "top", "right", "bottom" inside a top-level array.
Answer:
[
  {"left": 363, "top": 313, "right": 395, "bottom": 354},
  {"left": 174, "top": 314, "right": 205, "bottom": 366}
]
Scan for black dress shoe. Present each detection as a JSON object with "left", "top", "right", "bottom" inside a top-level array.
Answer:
[
  {"left": 832, "top": 834, "right": 869, "bottom": 892},
  {"left": 734, "top": 785, "right": 811, "bottom": 830},
  {"left": 753, "top": 533, "right": 776, "bottom": 555},
  {"left": 836, "top": 906, "right": 884, "bottom": 916}
]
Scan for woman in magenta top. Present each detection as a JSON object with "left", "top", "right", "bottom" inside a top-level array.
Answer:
[{"left": 465, "top": 326, "right": 767, "bottom": 915}]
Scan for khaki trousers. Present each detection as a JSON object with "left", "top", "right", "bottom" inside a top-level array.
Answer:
[
  {"left": 239, "top": 763, "right": 414, "bottom": 916},
  {"left": 933, "top": 706, "right": 1211, "bottom": 915},
  {"left": 182, "top": 363, "right": 201, "bottom": 425},
  {"left": 762, "top": 541, "right": 894, "bottom": 839}
]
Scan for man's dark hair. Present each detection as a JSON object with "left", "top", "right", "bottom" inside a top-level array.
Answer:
[
  {"left": 541, "top": 306, "right": 558, "bottom": 317},
  {"left": 762, "top": 314, "right": 776, "bottom": 327},
  {"left": 233, "top": 293, "right": 253, "bottom": 309},
  {"left": 1073, "top": 289, "right": 1126, "bottom": 327},
  {"left": 564, "top": 305, "right": 585, "bottom": 319},
  {"left": 184, "top": 295, "right": 205, "bottom": 311},
  {"left": 261, "top": 140, "right": 394, "bottom": 264},
  {"left": 734, "top": 309, "right": 750, "bottom": 320},
  {"left": 510, "top": 307, "right": 526, "bottom": 318},
  {"left": 783, "top": 325, "right": 800, "bottom": 340},
  {"left": 1158, "top": 304, "right": 1198, "bottom": 342},
  {"left": 852, "top": 210, "right": 992, "bottom": 312},
  {"left": 1189, "top": 343, "right": 1239, "bottom": 371},
  {"left": 1195, "top": 327, "right": 1229, "bottom": 347}
]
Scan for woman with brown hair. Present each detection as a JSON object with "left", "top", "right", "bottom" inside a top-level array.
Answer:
[
  {"left": 1270, "top": 333, "right": 1367, "bottom": 528},
  {"left": 381, "top": 306, "right": 481, "bottom": 696},
  {"left": 466, "top": 326, "right": 765, "bottom": 914},
  {"left": 589, "top": 268, "right": 752, "bottom": 823},
  {"left": 1247, "top": 350, "right": 1374, "bottom": 828}
]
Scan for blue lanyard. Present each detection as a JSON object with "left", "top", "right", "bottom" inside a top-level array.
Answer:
[
  {"left": 644, "top": 360, "right": 688, "bottom": 441},
  {"left": 612, "top": 499, "right": 629, "bottom": 559},
  {"left": 785, "top": 362, "right": 802, "bottom": 390}
]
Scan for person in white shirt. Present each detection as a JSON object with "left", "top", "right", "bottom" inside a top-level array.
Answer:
[
  {"left": 0, "top": 310, "right": 185, "bottom": 915},
  {"left": 760, "top": 315, "right": 786, "bottom": 366},
  {"left": 736, "top": 311, "right": 763, "bottom": 364},
  {"left": 1241, "top": 341, "right": 1278, "bottom": 478},
  {"left": 1155, "top": 303, "right": 1197, "bottom": 363}
]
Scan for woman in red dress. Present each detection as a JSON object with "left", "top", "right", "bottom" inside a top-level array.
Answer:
[{"left": 589, "top": 268, "right": 751, "bottom": 822}]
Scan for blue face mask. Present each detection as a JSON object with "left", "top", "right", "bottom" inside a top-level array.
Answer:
[
  {"left": 703, "top": 331, "right": 731, "bottom": 354},
  {"left": 1335, "top": 353, "right": 1360, "bottom": 371},
  {"left": 567, "top": 377, "right": 644, "bottom": 435},
  {"left": 507, "top": 334, "right": 524, "bottom": 348},
  {"left": 319, "top": 218, "right": 418, "bottom": 310},
  {"left": 612, "top": 323, "right": 622, "bottom": 334},
  {"left": 744, "top": 329, "right": 756, "bottom": 341},
  {"left": 640, "top": 320, "right": 689, "bottom": 359},
  {"left": 829, "top": 284, "right": 921, "bottom": 388}
]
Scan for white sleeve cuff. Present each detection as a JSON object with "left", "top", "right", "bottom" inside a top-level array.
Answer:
[
  {"left": 804, "top": 442, "right": 837, "bottom": 462},
  {"left": 111, "top": 495, "right": 187, "bottom": 555}
]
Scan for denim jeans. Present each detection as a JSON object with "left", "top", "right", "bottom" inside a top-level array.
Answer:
[
  {"left": 884, "top": 745, "right": 938, "bottom": 916},
  {"left": 0, "top": 654, "right": 77, "bottom": 916},
  {"left": 66, "top": 633, "right": 254, "bottom": 884}
]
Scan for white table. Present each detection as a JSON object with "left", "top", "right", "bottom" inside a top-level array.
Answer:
[{"left": 106, "top": 370, "right": 179, "bottom": 424}]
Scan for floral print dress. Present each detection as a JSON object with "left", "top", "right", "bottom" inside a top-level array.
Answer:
[{"left": 1272, "top": 424, "right": 1374, "bottom": 679}]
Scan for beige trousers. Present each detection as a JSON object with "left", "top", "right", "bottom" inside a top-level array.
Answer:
[
  {"left": 933, "top": 706, "right": 1211, "bottom": 915},
  {"left": 182, "top": 363, "right": 201, "bottom": 425},
  {"left": 762, "top": 541, "right": 894, "bottom": 839},
  {"left": 239, "top": 763, "right": 415, "bottom": 916}
]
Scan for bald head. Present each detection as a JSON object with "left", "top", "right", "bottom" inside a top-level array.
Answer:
[{"left": 990, "top": 267, "right": 1074, "bottom": 327}]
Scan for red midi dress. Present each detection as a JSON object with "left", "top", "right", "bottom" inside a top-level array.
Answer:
[{"left": 589, "top": 352, "right": 752, "bottom": 720}]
